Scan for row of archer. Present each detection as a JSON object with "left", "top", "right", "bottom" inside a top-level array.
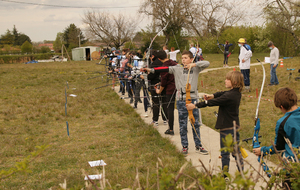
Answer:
[{"left": 95, "top": 48, "right": 165, "bottom": 113}]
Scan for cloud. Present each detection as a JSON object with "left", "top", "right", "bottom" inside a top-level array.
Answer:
[{"left": 0, "top": 0, "right": 142, "bottom": 41}]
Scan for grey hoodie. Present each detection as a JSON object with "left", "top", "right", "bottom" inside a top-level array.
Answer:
[{"left": 150, "top": 60, "right": 210, "bottom": 100}]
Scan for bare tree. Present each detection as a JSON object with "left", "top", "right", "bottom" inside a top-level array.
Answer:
[
  {"left": 186, "top": 0, "right": 244, "bottom": 37},
  {"left": 140, "top": 0, "right": 244, "bottom": 41},
  {"left": 264, "top": 0, "right": 300, "bottom": 53},
  {"left": 139, "top": 0, "right": 197, "bottom": 43},
  {"left": 82, "top": 11, "right": 137, "bottom": 49}
]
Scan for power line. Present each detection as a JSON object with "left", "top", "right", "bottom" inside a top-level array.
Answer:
[{"left": 0, "top": 0, "right": 139, "bottom": 9}]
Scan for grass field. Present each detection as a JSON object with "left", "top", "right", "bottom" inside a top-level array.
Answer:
[
  {"left": 0, "top": 53, "right": 299, "bottom": 189},
  {"left": 200, "top": 53, "right": 300, "bottom": 153},
  {"left": 0, "top": 61, "right": 202, "bottom": 189}
]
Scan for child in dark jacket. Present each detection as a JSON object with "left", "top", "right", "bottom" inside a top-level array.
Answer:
[
  {"left": 153, "top": 50, "right": 177, "bottom": 135},
  {"left": 186, "top": 70, "right": 244, "bottom": 175}
]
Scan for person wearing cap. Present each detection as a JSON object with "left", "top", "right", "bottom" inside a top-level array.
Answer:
[
  {"left": 238, "top": 38, "right": 252, "bottom": 92},
  {"left": 267, "top": 41, "right": 279, "bottom": 86}
]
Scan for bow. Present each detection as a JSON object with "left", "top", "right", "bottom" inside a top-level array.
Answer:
[
  {"left": 185, "top": 42, "right": 198, "bottom": 128},
  {"left": 145, "top": 21, "right": 170, "bottom": 72},
  {"left": 171, "top": 29, "right": 181, "bottom": 55},
  {"left": 143, "top": 22, "right": 169, "bottom": 109},
  {"left": 227, "top": 43, "right": 236, "bottom": 58},
  {"left": 216, "top": 33, "right": 224, "bottom": 54},
  {"left": 253, "top": 59, "right": 271, "bottom": 178}
]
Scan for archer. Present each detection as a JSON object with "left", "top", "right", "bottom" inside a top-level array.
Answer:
[
  {"left": 141, "top": 50, "right": 210, "bottom": 155},
  {"left": 253, "top": 87, "right": 300, "bottom": 189}
]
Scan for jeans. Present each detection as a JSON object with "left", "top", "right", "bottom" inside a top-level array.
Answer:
[
  {"left": 220, "top": 129, "right": 244, "bottom": 172},
  {"left": 270, "top": 64, "right": 279, "bottom": 85},
  {"left": 224, "top": 52, "right": 229, "bottom": 65},
  {"left": 177, "top": 100, "right": 202, "bottom": 147},
  {"left": 241, "top": 69, "right": 250, "bottom": 87}
]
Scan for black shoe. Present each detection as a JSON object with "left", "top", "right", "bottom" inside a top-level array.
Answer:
[
  {"left": 130, "top": 99, "right": 133, "bottom": 104},
  {"left": 195, "top": 146, "right": 209, "bottom": 155},
  {"left": 138, "top": 99, "right": 142, "bottom": 103},
  {"left": 164, "top": 129, "right": 174, "bottom": 135}
]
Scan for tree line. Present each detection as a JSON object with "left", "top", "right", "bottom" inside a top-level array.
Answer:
[{"left": 1, "top": 0, "right": 299, "bottom": 57}]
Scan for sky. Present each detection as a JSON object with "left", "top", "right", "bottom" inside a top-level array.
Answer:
[
  {"left": 0, "top": 0, "right": 144, "bottom": 42},
  {"left": 0, "top": 0, "right": 263, "bottom": 43}
]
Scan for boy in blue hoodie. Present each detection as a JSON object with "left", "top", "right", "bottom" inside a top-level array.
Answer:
[{"left": 253, "top": 87, "right": 300, "bottom": 189}]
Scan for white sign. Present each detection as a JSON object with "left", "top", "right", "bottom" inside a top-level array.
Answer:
[
  {"left": 84, "top": 174, "right": 102, "bottom": 180},
  {"left": 88, "top": 160, "right": 107, "bottom": 167},
  {"left": 264, "top": 57, "right": 270, "bottom": 63}
]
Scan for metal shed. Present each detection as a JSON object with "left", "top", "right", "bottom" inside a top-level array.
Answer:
[{"left": 72, "top": 46, "right": 101, "bottom": 61}]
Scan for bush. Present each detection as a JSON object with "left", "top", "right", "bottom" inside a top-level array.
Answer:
[{"left": 21, "top": 41, "right": 32, "bottom": 54}]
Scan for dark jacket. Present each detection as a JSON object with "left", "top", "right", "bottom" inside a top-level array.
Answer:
[
  {"left": 148, "top": 57, "right": 163, "bottom": 85},
  {"left": 196, "top": 88, "right": 241, "bottom": 129},
  {"left": 160, "top": 59, "right": 177, "bottom": 95}
]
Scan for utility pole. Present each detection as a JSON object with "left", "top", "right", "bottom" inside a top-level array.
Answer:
[{"left": 78, "top": 35, "right": 81, "bottom": 47}]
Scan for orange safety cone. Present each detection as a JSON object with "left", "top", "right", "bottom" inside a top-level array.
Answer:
[
  {"left": 280, "top": 59, "right": 284, "bottom": 67},
  {"left": 233, "top": 68, "right": 236, "bottom": 71}
]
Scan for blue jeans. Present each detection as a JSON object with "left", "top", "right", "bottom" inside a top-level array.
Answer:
[
  {"left": 177, "top": 100, "right": 201, "bottom": 147},
  {"left": 241, "top": 69, "right": 250, "bottom": 87},
  {"left": 220, "top": 129, "right": 244, "bottom": 172},
  {"left": 270, "top": 64, "right": 279, "bottom": 85}
]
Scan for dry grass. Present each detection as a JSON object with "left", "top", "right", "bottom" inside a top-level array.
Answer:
[
  {"left": 0, "top": 53, "right": 299, "bottom": 189},
  {"left": 0, "top": 61, "right": 199, "bottom": 189},
  {"left": 200, "top": 53, "right": 300, "bottom": 159}
]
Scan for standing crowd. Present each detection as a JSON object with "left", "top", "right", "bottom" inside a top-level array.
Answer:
[{"left": 103, "top": 39, "right": 299, "bottom": 188}]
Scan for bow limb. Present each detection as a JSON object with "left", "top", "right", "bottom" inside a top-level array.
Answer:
[
  {"left": 145, "top": 21, "right": 169, "bottom": 71},
  {"left": 143, "top": 22, "right": 169, "bottom": 109},
  {"left": 216, "top": 32, "right": 224, "bottom": 54},
  {"left": 186, "top": 42, "right": 198, "bottom": 124},
  {"left": 171, "top": 29, "right": 180, "bottom": 51},
  {"left": 252, "top": 59, "right": 271, "bottom": 177},
  {"left": 186, "top": 66, "right": 195, "bottom": 125}
]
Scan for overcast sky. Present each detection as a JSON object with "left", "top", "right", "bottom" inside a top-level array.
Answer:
[
  {"left": 0, "top": 0, "right": 144, "bottom": 42},
  {"left": 0, "top": 0, "right": 263, "bottom": 43}
]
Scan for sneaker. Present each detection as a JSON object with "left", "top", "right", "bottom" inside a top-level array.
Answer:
[
  {"left": 196, "top": 146, "right": 208, "bottom": 155},
  {"left": 164, "top": 129, "right": 174, "bottom": 135},
  {"left": 182, "top": 146, "right": 188, "bottom": 155},
  {"left": 133, "top": 105, "right": 137, "bottom": 109},
  {"left": 163, "top": 120, "right": 168, "bottom": 125},
  {"left": 150, "top": 121, "right": 158, "bottom": 126}
]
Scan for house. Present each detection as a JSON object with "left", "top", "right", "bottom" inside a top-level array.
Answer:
[{"left": 38, "top": 43, "right": 54, "bottom": 52}]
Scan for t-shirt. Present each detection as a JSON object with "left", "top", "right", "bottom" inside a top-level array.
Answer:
[{"left": 169, "top": 50, "right": 180, "bottom": 61}]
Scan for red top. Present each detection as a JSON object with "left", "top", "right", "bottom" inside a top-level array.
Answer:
[{"left": 160, "top": 59, "right": 177, "bottom": 95}]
